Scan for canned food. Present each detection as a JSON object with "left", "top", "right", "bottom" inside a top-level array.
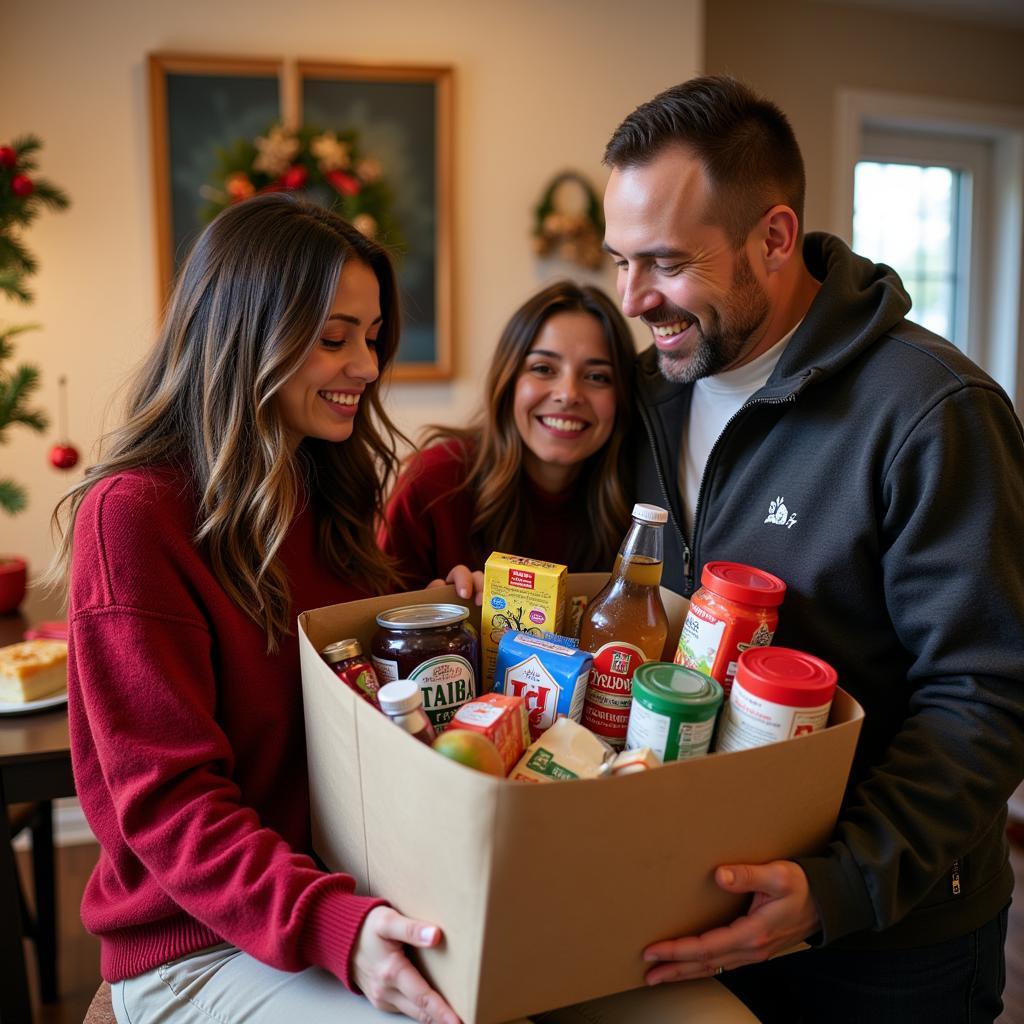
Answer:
[
  {"left": 674, "top": 561, "right": 786, "bottom": 697},
  {"left": 714, "top": 647, "right": 837, "bottom": 753},
  {"left": 625, "top": 662, "right": 723, "bottom": 762},
  {"left": 371, "top": 603, "right": 479, "bottom": 731}
]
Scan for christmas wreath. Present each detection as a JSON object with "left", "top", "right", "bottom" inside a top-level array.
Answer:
[
  {"left": 532, "top": 170, "right": 604, "bottom": 270},
  {"left": 200, "top": 123, "right": 402, "bottom": 247}
]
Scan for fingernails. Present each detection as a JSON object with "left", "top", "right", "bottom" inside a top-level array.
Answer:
[
  {"left": 419, "top": 925, "right": 438, "bottom": 943},
  {"left": 720, "top": 868, "right": 735, "bottom": 885},
  {"left": 643, "top": 951, "right": 659, "bottom": 962},
  {"left": 459, "top": 586, "right": 469, "bottom": 597}
]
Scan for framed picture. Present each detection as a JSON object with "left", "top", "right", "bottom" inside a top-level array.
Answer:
[
  {"left": 149, "top": 54, "right": 454, "bottom": 381},
  {"left": 148, "top": 53, "right": 285, "bottom": 297},
  {"left": 298, "top": 62, "right": 454, "bottom": 380}
]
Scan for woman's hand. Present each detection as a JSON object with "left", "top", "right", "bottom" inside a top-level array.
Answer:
[
  {"left": 352, "top": 906, "right": 461, "bottom": 1022},
  {"left": 428, "top": 565, "right": 484, "bottom": 605},
  {"left": 641, "top": 860, "right": 820, "bottom": 984}
]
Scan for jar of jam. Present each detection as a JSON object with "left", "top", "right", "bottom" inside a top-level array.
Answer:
[
  {"left": 378, "top": 679, "right": 437, "bottom": 745},
  {"left": 371, "top": 603, "right": 480, "bottom": 732},
  {"left": 321, "top": 638, "right": 381, "bottom": 708},
  {"left": 673, "top": 561, "right": 786, "bottom": 697}
]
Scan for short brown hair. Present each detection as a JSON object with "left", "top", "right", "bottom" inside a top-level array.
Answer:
[{"left": 604, "top": 75, "right": 805, "bottom": 246}]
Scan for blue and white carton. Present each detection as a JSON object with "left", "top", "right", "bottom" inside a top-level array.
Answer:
[{"left": 492, "top": 632, "right": 593, "bottom": 740}]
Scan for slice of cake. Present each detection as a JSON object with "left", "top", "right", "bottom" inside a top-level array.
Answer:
[{"left": 0, "top": 639, "right": 69, "bottom": 703}]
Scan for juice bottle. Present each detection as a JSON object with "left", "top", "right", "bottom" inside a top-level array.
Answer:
[{"left": 579, "top": 503, "right": 670, "bottom": 749}]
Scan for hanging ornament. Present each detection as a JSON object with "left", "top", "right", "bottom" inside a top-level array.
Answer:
[{"left": 48, "top": 375, "right": 80, "bottom": 470}]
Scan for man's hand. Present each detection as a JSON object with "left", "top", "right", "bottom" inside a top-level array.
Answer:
[
  {"left": 642, "top": 860, "right": 820, "bottom": 984},
  {"left": 428, "top": 565, "right": 484, "bottom": 605},
  {"left": 351, "top": 906, "right": 462, "bottom": 1023}
]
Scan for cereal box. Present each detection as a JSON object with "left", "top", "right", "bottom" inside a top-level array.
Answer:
[
  {"left": 492, "top": 631, "right": 592, "bottom": 740},
  {"left": 447, "top": 693, "right": 531, "bottom": 774},
  {"left": 481, "top": 553, "right": 566, "bottom": 688}
]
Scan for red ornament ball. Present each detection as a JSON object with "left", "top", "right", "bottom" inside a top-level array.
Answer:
[
  {"left": 48, "top": 443, "right": 80, "bottom": 470},
  {"left": 0, "top": 146, "right": 16, "bottom": 169},
  {"left": 11, "top": 174, "right": 34, "bottom": 197}
]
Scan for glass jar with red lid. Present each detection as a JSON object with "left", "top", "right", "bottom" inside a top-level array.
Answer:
[
  {"left": 673, "top": 561, "right": 786, "bottom": 697},
  {"left": 321, "top": 638, "right": 381, "bottom": 708}
]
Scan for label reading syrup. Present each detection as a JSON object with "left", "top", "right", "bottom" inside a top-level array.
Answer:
[{"left": 582, "top": 641, "right": 648, "bottom": 748}]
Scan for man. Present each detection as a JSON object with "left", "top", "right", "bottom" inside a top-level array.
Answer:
[{"left": 603, "top": 75, "right": 1024, "bottom": 1022}]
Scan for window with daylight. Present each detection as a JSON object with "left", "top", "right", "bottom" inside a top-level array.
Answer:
[
  {"left": 835, "top": 91, "right": 1024, "bottom": 409},
  {"left": 851, "top": 128, "right": 990, "bottom": 353},
  {"left": 853, "top": 161, "right": 961, "bottom": 341}
]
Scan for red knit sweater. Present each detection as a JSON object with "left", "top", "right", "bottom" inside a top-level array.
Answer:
[
  {"left": 381, "top": 438, "right": 586, "bottom": 589},
  {"left": 68, "top": 467, "right": 386, "bottom": 986}
]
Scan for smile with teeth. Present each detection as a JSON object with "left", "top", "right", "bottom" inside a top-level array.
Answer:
[
  {"left": 319, "top": 390, "right": 360, "bottom": 406},
  {"left": 652, "top": 319, "right": 693, "bottom": 338},
  {"left": 539, "top": 416, "right": 587, "bottom": 432}
]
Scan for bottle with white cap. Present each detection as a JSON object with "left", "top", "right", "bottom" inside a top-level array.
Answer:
[
  {"left": 377, "top": 679, "right": 437, "bottom": 745},
  {"left": 579, "top": 503, "right": 670, "bottom": 749}
]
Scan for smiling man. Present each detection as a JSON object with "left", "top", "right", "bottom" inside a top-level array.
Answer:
[{"left": 602, "top": 76, "right": 1024, "bottom": 1023}]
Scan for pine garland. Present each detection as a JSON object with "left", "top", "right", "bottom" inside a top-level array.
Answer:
[{"left": 0, "top": 135, "right": 69, "bottom": 514}]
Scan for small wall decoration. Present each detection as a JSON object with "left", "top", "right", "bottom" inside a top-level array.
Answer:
[
  {"left": 149, "top": 54, "right": 454, "bottom": 381},
  {"left": 532, "top": 170, "right": 605, "bottom": 270}
]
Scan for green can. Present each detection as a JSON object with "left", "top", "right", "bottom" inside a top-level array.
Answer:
[{"left": 625, "top": 662, "right": 723, "bottom": 762}]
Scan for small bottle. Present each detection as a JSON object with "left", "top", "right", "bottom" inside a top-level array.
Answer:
[
  {"left": 579, "top": 503, "right": 670, "bottom": 750},
  {"left": 378, "top": 679, "right": 437, "bottom": 745},
  {"left": 321, "top": 638, "right": 381, "bottom": 708}
]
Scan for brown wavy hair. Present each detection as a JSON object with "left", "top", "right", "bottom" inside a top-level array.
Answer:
[
  {"left": 50, "top": 193, "right": 405, "bottom": 649},
  {"left": 421, "top": 280, "right": 636, "bottom": 571}
]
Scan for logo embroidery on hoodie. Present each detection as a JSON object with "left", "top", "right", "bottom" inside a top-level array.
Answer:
[{"left": 764, "top": 496, "right": 797, "bottom": 529}]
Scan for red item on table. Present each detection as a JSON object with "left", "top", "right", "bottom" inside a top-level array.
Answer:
[{"left": 23, "top": 619, "right": 69, "bottom": 642}]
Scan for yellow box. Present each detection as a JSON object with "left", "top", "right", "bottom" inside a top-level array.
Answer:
[{"left": 481, "top": 553, "right": 567, "bottom": 689}]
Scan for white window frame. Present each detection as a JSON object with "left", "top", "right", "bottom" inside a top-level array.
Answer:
[{"left": 835, "top": 90, "right": 1024, "bottom": 409}]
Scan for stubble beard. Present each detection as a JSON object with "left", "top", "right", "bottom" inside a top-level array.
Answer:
[{"left": 656, "top": 252, "right": 771, "bottom": 385}]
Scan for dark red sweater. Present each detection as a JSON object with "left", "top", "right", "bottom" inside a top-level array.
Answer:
[
  {"left": 68, "top": 467, "right": 386, "bottom": 985},
  {"left": 381, "top": 438, "right": 583, "bottom": 589}
]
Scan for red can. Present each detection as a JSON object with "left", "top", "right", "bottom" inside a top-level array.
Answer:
[
  {"left": 673, "top": 561, "right": 786, "bottom": 697},
  {"left": 321, "top": 638, "right": 381, "bottom": 708}
]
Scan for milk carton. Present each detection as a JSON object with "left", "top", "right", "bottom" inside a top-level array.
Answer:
[{"left": 492, "top": 632, "right": 592, "bottom": 740}]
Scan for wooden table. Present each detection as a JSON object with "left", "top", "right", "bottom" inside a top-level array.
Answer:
[{"left": 0, "top": 587, "right": 74, "bottom": 1024}]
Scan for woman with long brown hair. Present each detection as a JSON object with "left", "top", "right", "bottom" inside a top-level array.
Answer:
[
  {"left": 383, "top": 281, "right": 636, "bottom": 587},
  {"left": 51, "top": 194, "right": 461, "bottom": 1023}
]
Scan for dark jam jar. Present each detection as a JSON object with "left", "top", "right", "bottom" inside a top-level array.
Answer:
[{"left": 371, "top": 603, "right": 479, "bottom": 732}]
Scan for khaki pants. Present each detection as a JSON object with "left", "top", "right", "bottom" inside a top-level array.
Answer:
[{"left": 112, "top": 943, "right": 760, "bottom": 1023}]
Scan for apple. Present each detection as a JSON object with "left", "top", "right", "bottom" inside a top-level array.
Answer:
[{"left": 432, "top": 730, "right": 505, "bottom": 777}]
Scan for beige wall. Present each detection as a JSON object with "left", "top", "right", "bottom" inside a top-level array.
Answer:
[
  {"left": 0, "top": 0, "right": 702, "bottom": 578},
  {"left": 705, "top": 0, "right": 1024, "bottom": 235}
]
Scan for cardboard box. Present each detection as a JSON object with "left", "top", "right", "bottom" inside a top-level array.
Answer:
[{"left": 299, "top": 573, "right": 863, "bottom": 1024}]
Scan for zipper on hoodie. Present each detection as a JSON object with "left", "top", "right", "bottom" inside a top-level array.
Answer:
[
  {"left": 635, "top": 399, "right": 691, "bottom": 580},
  {"left": 689, "top": 391, "right": 799, "bottom": 593},
  {"left": 951, "top": 859, "right": 961, "bottom": 895}
]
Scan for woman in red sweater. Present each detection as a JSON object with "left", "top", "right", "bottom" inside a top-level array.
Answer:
[
  {"left": 382, "top": 281, "right": 636, "bottom": 587},
  {"left": 51, "top": 195, "right": 461, "bottom": 1023}
]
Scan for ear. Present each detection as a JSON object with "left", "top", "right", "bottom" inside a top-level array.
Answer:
[{"left": 757, "top": 205, "right": 800, "bottom": 274}]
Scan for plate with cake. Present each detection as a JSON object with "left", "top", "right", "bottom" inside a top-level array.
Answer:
[{"left": 0, "top": 638, "right": 69, "bottom": 715}]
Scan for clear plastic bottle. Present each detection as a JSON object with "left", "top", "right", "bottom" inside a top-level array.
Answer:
[
  {"left": 579, "top": 503, "right": 670, "bottom": 749},
  {"left": 377, "top": 679, "right": 437, "bottom": 745}
]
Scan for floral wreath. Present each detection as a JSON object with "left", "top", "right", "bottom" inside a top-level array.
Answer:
[
  {"left": 532, "top": 170, "right": 605, "bottom": 269},
  {"left": 200, "top": 123, "right": 401, "bottom": 247}
]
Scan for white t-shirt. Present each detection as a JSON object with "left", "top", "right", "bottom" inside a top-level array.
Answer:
[{"left": 679, "top": 324, "right": 799, "bottom": 538}]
